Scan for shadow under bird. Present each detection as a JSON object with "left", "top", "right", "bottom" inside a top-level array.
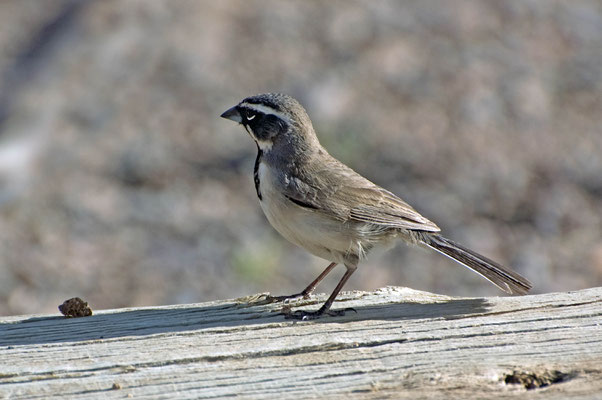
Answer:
[{"left": 221, "top": 93, "right": 532, "bottom": 320}]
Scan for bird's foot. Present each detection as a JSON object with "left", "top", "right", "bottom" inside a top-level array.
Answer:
[
  {"left": 265, "top": 292, "right": 310, "bottom": 304},
  {"left": 283, "top": 307, "right": 357, "bottom": 320}
]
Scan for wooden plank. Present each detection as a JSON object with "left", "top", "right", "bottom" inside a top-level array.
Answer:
[{"left": 1, "top": 287, "right": 601, "bottom": 399}]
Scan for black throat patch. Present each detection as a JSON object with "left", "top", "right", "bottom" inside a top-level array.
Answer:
[{"left": 253, "top": 146, "right": 263, "bottom": 201}]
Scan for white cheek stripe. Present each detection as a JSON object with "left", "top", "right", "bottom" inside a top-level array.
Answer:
[
  {"left": 243, "top": 123, "right": 274, "bottom": 151},
  {"left": 240, "top": 102, "right": 291, "bottom": 124}
]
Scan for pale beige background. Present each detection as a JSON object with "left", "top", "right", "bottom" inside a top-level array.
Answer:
[{"left": 1, "top": 0, "right": 601, "bottom": 315}]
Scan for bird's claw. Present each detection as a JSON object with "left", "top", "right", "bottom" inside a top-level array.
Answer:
[
  {"left": 265, "top": 293, "right": 309, "bottom": 304},
  {"left": 283, "top": 307, "right": 357, "bottom": 320}
]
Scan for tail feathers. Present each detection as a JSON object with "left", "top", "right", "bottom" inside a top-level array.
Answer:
[{"left": 422, "top": 234, "right": 532, "bottom": 295}]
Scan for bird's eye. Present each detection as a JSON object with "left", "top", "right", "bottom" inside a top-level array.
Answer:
[{"left": 246, "top": 112, "right": 256, "bottom": 121}]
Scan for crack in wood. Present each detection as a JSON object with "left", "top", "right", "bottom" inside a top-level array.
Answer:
[{"left": 504, "top": 369, "right": 577, "bottom": 390}]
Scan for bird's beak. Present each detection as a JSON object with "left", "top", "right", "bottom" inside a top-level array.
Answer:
[{"left": 220, "top": 106, "right": 242, "bottom": 123}]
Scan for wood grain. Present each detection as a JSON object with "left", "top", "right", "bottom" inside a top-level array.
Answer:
[{"left": 1, "top": 287, "right": 601, "bottom": 399}]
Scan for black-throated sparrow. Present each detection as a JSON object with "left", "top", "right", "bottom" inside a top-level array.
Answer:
[{"left": 221, "top": 93, "right": 532, "bottom": 319}]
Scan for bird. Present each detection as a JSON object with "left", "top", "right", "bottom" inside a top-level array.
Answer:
[{"left": 221, "top": 93, "right": 532, "bottom": 319}]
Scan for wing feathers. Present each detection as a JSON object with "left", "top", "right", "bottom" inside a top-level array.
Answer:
[{"left": 280, "top": 153, "right": 440, "bottom": 232}]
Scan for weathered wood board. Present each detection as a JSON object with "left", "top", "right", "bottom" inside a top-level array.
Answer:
[{"left": 1, "top": 286, "right": 601, "bottom": 399}]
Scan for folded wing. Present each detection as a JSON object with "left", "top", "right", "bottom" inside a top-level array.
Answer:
[{"left": 280, "top": 153, "right": 440, "bottom": 233}]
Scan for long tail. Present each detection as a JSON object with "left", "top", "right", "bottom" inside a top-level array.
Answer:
[{"left": 420, "top": 233, "right": 532, "bottom": 295}]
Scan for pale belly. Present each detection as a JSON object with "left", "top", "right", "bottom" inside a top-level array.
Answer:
[
  {"left": 256, "top": 163, "right": 395, "bottom": 264},
  {"left": 260, "top": 194, "right": 356, "bottom": 263}
]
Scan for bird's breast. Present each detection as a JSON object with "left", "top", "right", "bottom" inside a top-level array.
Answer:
[{"left": 255, "top": 162, "right": 374, "bottom": 264}]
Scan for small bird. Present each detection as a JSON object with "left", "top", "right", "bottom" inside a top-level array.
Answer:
[{"left": 221, "top": 93, "right": 532, "bottom": 319}]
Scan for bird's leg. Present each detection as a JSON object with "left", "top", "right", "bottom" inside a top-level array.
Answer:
[
  {"left": 267, "top": 262, "right": 338, "bottom": 303},
  {"left": 286, "top": 263, "right": 358, "bottom": 320}
]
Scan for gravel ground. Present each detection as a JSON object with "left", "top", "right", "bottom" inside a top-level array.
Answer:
[{"left": 0, "top": 0, "right": 601, "bottom": 315}]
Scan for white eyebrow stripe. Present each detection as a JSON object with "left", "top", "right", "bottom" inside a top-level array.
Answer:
[{"left": 240, "top": 102, "right": 291, "bottom": 123}]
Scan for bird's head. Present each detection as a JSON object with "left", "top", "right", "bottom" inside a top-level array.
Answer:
[{"left": 221, "top": 93, "right": 319, "bottom": 153}]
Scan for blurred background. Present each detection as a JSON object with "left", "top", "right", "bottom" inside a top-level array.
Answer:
[{"left": 1, "top": 0, "right": 601, "bottom": 316}]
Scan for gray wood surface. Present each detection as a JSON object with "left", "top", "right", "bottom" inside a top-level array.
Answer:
[{"left": 1, "top": 287, "right": 601, "bottom": 399}]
